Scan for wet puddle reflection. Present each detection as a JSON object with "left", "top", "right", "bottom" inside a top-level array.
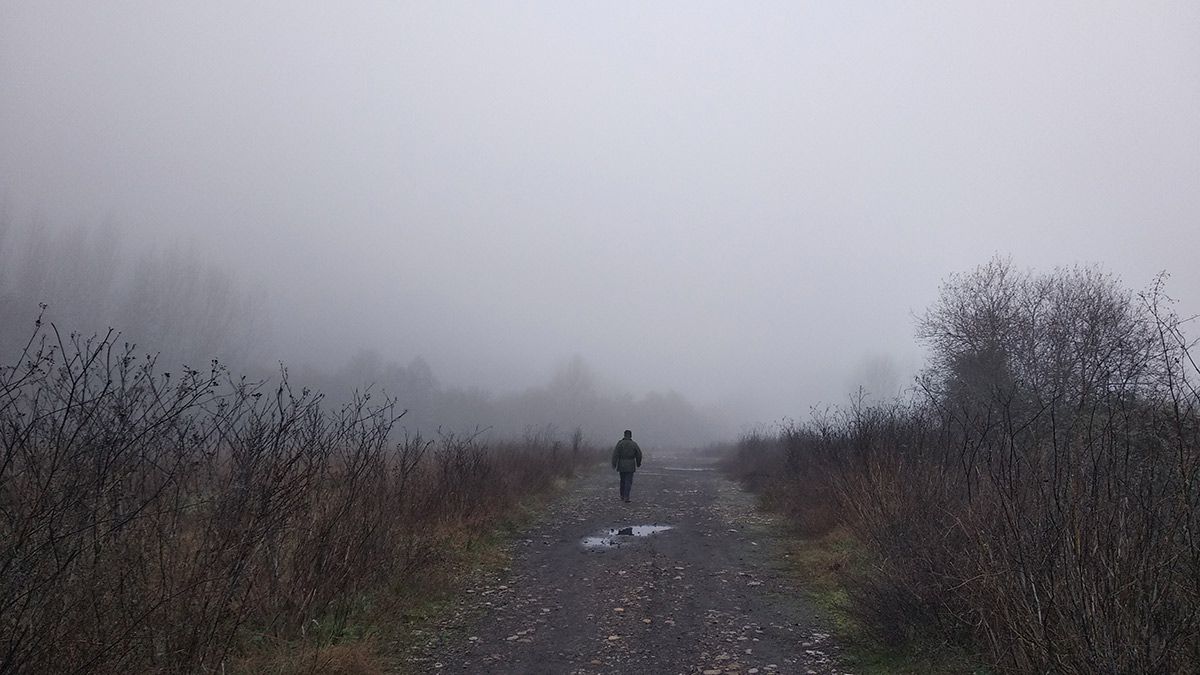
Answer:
[{"left": 582, "top": 524, "right": 673, "bottom": 549}]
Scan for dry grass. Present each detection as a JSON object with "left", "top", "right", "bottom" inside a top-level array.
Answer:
[
  {"left": 0, "top": 325, "right": 599, "bottom": 673},
  {"left": 237, "top": 642, "right": 383, "bottom": 675}
]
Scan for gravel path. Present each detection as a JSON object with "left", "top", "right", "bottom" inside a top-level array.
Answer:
[{"left": 407, "top": 450, "right": 846, "bottom": 674}]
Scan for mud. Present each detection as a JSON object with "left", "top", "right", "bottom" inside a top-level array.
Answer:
[{"left": 404, "top": 451, "right": 846, "bottom": 674}]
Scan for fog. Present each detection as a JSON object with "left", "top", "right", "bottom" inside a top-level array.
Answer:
[{"left": 2, "top": 3, "right": 1198, "bottom": 442}]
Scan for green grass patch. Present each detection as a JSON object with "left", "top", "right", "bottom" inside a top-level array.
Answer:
[{"left": 770, "top": 521, "right": 990, "bottom": 675}]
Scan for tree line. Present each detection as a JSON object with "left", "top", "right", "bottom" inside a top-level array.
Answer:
[
  {"left": 0, "top": 218, "right": 262, "bottom": 369},
  {"left": 0, "top": 217, "right": 725, "bottom": 447}
]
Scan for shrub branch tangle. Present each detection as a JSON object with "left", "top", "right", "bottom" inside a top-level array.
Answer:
[
  {"left": 728, "top": 260, "right": 1199, "bottom": 674},
  {"left": 0, "top": 315, "right": 588, "bottom": 673}
]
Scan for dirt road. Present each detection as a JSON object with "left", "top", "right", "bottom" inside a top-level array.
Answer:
[{"left": 408, "top": 451, "right": 845, "bottom": 674}]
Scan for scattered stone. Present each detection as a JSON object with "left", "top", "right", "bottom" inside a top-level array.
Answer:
[{"left": 408, "top": 460, "right": 841, "bottom": 672}]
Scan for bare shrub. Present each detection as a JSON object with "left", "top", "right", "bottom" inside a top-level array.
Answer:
[
  {"left": 0, "top": 317, "right": 592, "bottom": 674},
  {"left": 728, "top": 261, "right": 1200, "bottom": 673}
]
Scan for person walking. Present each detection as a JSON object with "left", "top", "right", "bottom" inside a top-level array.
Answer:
[{"left": 611, "top": 429, "right": 643, "bottom": 503}]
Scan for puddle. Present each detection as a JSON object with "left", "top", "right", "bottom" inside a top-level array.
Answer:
[
  {"left": 582, "top": 524, "right": 673, "bottom": 549},
  {"left": 617, "top": 525, "right": 673, "bottom": 536},
  {"left": 662, "top": 466, "right": 715, "bottom": 472}
]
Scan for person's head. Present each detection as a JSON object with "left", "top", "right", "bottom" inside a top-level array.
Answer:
[{"left": 624, "top": 429, "right": 632, "bottom": 439}]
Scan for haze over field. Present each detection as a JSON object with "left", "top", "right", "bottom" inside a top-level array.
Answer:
[{"left": 2, "top": 2, "right": 1198, "bottom": 437}]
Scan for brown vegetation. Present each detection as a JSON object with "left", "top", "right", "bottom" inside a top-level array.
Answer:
[
  {"left": 727, "top": 260, "right": 1200, "bottom": 674},
  {"left": 0, "top": 314, "right": 594, "bottom": 673}
]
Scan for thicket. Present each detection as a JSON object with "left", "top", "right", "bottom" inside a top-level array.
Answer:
[
  {"left": 728, "top": 259, "right": 1199, "bottom": 674},
  {"left": 0, "top": 316, "right": 594, "bottom": 674}
]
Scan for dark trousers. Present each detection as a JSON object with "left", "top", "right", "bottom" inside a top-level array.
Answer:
[{"left": 619, "top": 471, "right": 635, "bottom": 501}]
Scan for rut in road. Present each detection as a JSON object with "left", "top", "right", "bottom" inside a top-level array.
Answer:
[{"left": 409, "top": 450, "right": 846, "bottom": 674}]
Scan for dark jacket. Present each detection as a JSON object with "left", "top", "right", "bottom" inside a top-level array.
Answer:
[{"left": 612, "top": 437, "right": 643, "bottom": 473}]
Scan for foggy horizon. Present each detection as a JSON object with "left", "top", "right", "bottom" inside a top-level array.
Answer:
[{"left": 3, "top": 2, "right": 1198, "bottom": 437}]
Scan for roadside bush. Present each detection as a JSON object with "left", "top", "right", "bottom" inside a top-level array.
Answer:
[
  {"left": 728, "top": 260, "right": 1200, "bottom": 673},
  {"left": 0, "top": 318, "right": 591, "bottom": 674}
]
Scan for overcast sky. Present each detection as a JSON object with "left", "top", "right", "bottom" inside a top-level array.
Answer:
[{"left": 2, "top": 2, "right": 1198, "bottom": 425}]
